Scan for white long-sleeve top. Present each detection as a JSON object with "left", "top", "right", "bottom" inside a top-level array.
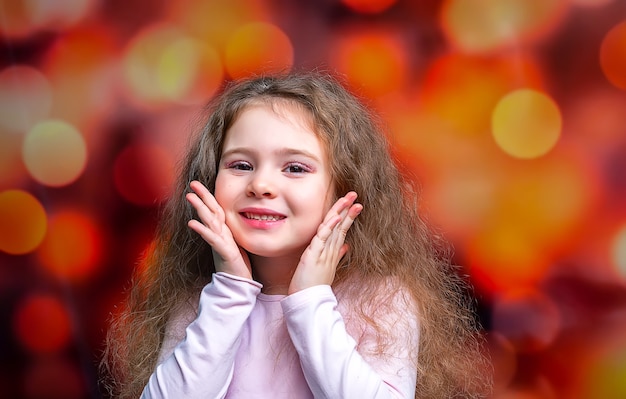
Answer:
[{"left": 141, "top": 272, "right": 419, "bottom": 399}]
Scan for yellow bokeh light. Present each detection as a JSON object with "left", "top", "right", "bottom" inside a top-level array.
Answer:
[
  {"left": 224, "top": 22, "right": 294, "bottom": 79},
  {"left": 0, "top": 65, "right": 52, "bottom": 133},
  {"left": 612, "top": 224, "right": 626, "bottom": 278},
  {"left": 122, "top": 24, "right": 223, "bottom": 107},
  {"left": 0, "top": 190, "right": 47, "bottom": 255},
  {"left": 492, "top": 89, "right": 561, "bottom": 159},
  {"left": 440, "top": 0, "right": 567, "bottom": 54},
  {"left": 22, "top": 120, "right": 87, "bottom": 187},
  {"left": 600, "top": 20, "right": 626, "bottom": 90}
]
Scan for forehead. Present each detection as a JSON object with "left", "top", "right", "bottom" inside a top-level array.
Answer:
[{"left": 223, "top": 101, "right": 324, "bottom": 149}]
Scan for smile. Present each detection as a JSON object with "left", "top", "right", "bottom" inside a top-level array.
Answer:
[{"left": 242, "top": 212, "right": 285, "bottom": 221}]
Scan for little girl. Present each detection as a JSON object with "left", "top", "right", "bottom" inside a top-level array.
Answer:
[{"left": 102, "top": 72, "right": 492, "bottom": 398}]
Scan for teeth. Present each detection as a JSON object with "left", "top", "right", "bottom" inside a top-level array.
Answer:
[{"left": 245, "top": 212, "right": 282, "bottom": 221}]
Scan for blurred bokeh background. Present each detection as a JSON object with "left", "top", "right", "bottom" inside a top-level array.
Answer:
[{"left": 1, "top": 0, "right": 626, "bottom": 398}]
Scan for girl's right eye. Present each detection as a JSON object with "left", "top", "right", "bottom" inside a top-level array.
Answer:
[{"left": 227, "top": 161, "right": 253, "bottom": 171}]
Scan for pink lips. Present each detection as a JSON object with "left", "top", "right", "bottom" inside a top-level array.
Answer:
[{"left": 239, "top": 207, "right": 286, "bottom": 229}]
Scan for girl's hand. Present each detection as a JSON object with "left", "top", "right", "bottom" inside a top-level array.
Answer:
[
  {"left": 186, "top": 180, "right": 252, "bottom": 280},
  {"left": 288, "top": 192, "right": 363, "bottom": 295}
]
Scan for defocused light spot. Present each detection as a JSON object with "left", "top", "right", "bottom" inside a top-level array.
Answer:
[
  {"left": 467, "top": 153, "right": 593, "bottom": 292},
  {"left": 0, "top": 131, "right": 28, "bottom": 187},
  {"left": 425, "top": 161, "right": 499, "bottom": 241},
  {"left": 612, "top": 224, "right": 626, "bottom": 277},
  {"left": 37, "top": 210, "right": 103, "bottom": 283},
  {"left": 440, "top": 0, "right": 567, "bottom": 54},
  {"left": 467, "top": 223, "right": 549, "bottom": 293},
  {"left": 166, "top": 0, "right": 270, "bottom": 50},
  {"left": 42, "top": 26, "right": 118, "bottom": 131},
  {"left": 113, "top": 142, "right": 175, "bottom": 206},
  {"left": 0, "top": 190, "right": 47, "bottom": 255},
  {"left": 13, "top": 293, "right": 72, "bottom": 353},
  {"left": 341, "top": 0, "right": 397, "bottom": 14},
  {"left": 421, "top": 53, "right": 544, "bottom": 135},
  {"left": 0, "top": 65, "right": 52, "bottom": 133},
  {"left": 122, "top": 24, "right": 223, "bottom": 107},
  {"left": 492, "top": 289, "right": 561, "bottom": 353},
  {"left": 492, "top": 89, "right": 561, "bottom": 159},
  {"left": 22, "top": 120, "right": 87, "bottom": 187},
  {"left": 27, "top": 0, "right": 96, "bottom": 30},
  {"left": 22, "top": 356, "right": 85, "bottom": 399},
  {"left": 0, "top": 0, "right": 96, "bottom": 39},
  {"left": 330, "top": 30, "right": 408, "bottom": 98},
  {"left": 600, "top": 21, "right": 626, "bottom": 90},
  {"left": 224, "top": 22, "right": 294, "bottom": 79}
]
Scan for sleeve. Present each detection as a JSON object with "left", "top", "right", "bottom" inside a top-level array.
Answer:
[
  {"left": 281, "top": 284, "right": 419, "bottom": 399},
  {"left": 141, "top": 272, "right": 262, "bottom": 399}
]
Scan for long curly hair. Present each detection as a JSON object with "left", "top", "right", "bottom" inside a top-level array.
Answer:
[{"left": 101, "top": 71, "right": 492, "bottom": 398}]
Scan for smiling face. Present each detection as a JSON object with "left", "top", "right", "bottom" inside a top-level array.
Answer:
[{"left": 214, "top": 101, "right": 334, "bottom": 260}]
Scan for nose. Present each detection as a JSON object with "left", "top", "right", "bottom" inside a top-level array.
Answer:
[{"left": 247, "top": 170, "right": 276, "bottom": 198}]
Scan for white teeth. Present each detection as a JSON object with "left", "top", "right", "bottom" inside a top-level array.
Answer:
[{"left": 245, "top": 212, "right": 282, "bottom": 221}]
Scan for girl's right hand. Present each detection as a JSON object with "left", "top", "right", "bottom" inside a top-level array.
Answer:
[{"left": 186, "top": 180, "right": 252, "bottom": 280}]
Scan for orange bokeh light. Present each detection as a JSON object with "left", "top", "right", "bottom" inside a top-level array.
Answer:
[
  {"left": 420, "top": 53, "right": 544, "bottom": 135},
  {"left": 330, "top": 30, "right": 408, "bottom": 98},
  {"left": 12, "top": 293, "right": 72, "bottom": 353},
  {"left": 600, "top": 20, "right": 626, "bottom": 90},
  {"left": 0, "top": 190, "right": 47, "bottom": 255},
  {"left": 37, "top": 210, "right": 103, "bottom": 283},
  {"left": 465, "top": 152, "right": 595, "bottom": 293},
  {"left": 224, "top": 22, "right": 294, "bottom": 79}
]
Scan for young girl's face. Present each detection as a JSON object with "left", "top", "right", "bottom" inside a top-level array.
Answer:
[{"left": 214, "top": 102, "right": 334, "bottom": 259}]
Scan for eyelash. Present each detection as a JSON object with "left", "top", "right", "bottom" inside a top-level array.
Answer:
[{"left": 225, "top": 161, "right": 312, "bottom": 174}]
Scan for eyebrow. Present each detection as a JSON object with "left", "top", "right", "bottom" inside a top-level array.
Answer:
[{"left": 221, "top": 147, "right": 322, "bottom": 163}]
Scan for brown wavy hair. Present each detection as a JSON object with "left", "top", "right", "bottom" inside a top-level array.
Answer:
[{"left": 100, "top": 71, "right": 492, "bottom": 398}]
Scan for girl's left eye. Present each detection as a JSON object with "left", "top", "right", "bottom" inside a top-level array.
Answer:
[{"left": 284, "top": 163, "right": 310, "bottom": 174}]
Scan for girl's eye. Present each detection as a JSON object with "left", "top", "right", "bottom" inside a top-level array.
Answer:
[
  {"left": 227, "top": 161, "right": 252, "bottom": 171},
  {"left": 284, "top": 163, "right": 310, "bottom": 174}
]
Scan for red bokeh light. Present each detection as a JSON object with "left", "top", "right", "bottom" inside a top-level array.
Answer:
[{"left": 13, "top": 294, "right": 72, "bottom": 354}]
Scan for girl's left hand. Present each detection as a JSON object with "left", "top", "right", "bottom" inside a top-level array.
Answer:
[{"left": 288, "top": 192, "right": 363, "bottom": 295}]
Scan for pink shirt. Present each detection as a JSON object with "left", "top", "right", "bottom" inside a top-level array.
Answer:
[{"left": 141, "top": 272, "right": 419, "bottom": 398}]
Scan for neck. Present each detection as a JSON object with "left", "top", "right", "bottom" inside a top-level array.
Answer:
[{"left": 250, "top": 253, "right": 299, "bottom": 295}]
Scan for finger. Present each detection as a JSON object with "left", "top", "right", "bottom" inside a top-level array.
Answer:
[
  {"left": 326, "top": 203, "right": 362, "bottom": 256},
  {"left": 190, "top": 180, "right": 224, "bottom": 217},
  {"left": 320, "top": 191, "right": 358, "bottom": 225},
  {"left": 186, "top": 192, "right": 224, "bottom": 233}
]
